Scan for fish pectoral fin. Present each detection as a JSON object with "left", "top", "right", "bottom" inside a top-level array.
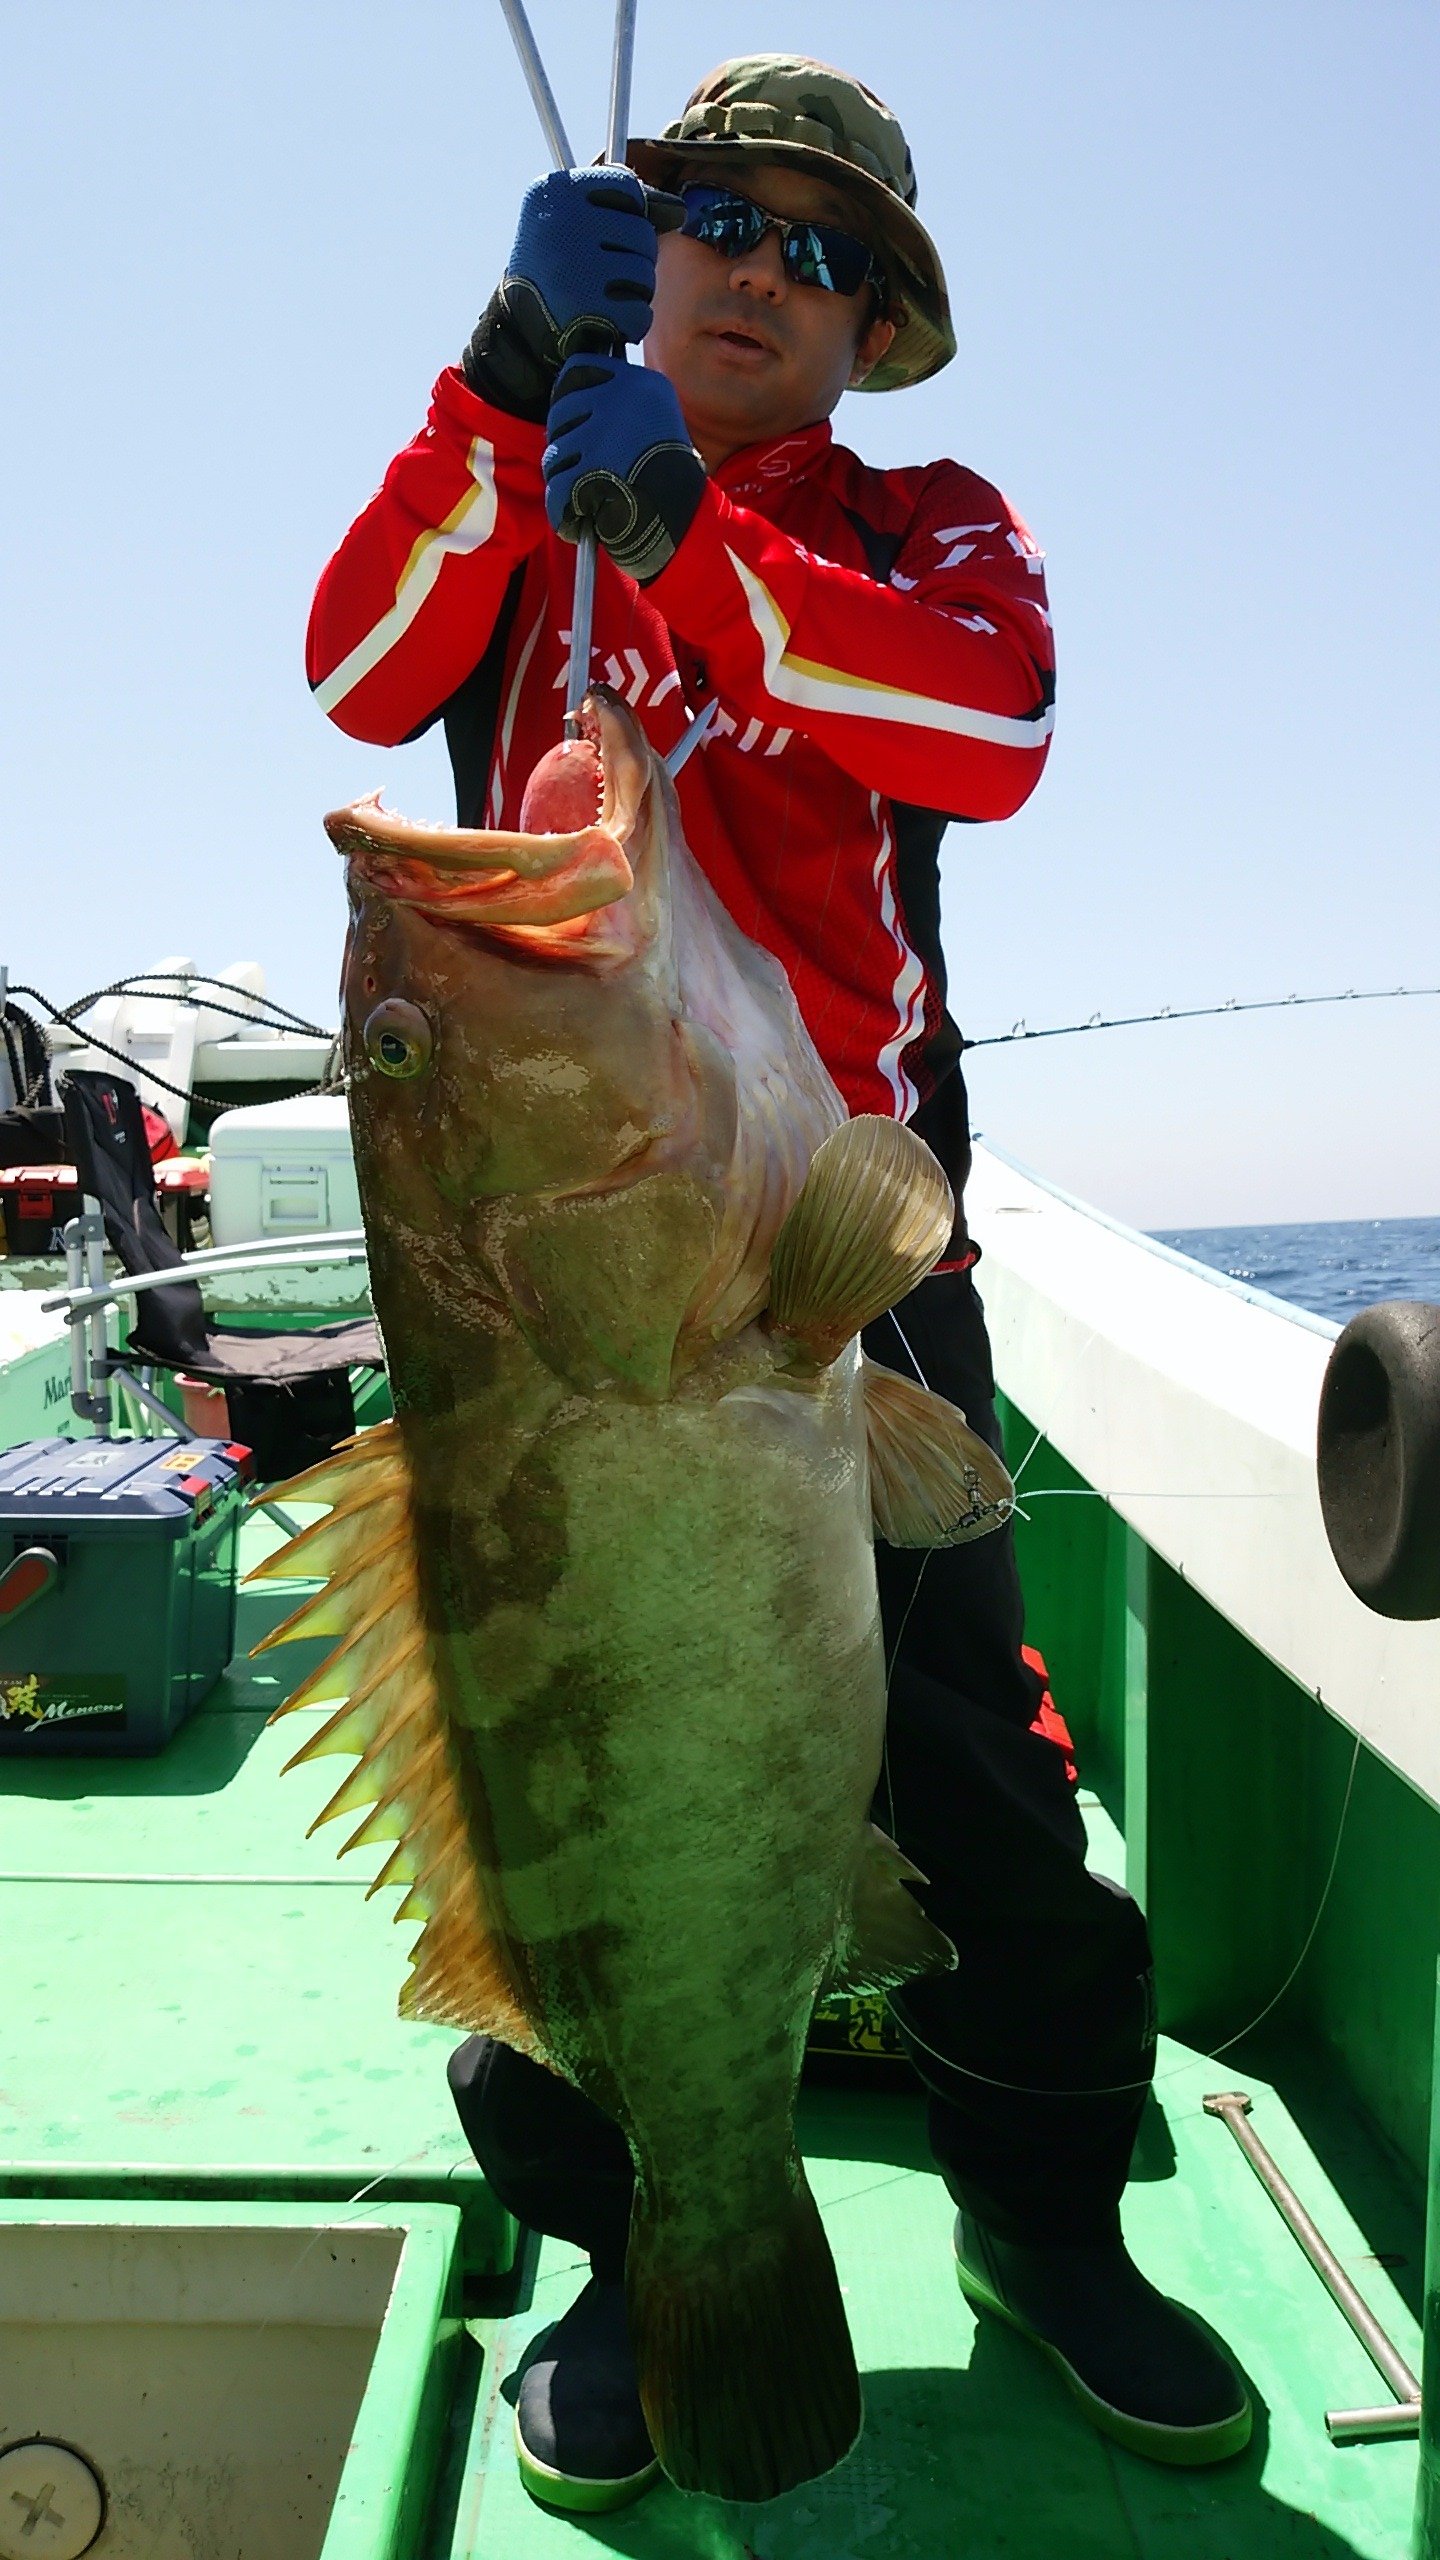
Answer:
[
  {"left": 863, "top": 1358, "right": 1016, "bottom": 1546},
  {"left": 823, "top": 1823, "right": 957, "bottom": 1997},
  {"left": 767, "top": 1116, "right": 954, "bottom": 1366}
]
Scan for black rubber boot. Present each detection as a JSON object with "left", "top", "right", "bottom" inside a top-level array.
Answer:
[
  {"left": 514, "top": 2277, "right": 660, "bottom": 2513},
  {"left": 954, "top": 2212, "right": 1252, "bottom": 2465}
]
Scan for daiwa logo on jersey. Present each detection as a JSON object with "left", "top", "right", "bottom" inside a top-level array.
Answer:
[
  {"left": 697, "top": 704, "right": 793, "bottom": 759},
  {"left": 554, "top": 642, "right": 793, "bottom": 761}
]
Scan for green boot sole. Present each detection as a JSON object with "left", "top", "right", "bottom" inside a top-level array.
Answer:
[
  {"left": 954, "top": 2243, "right": 1253, "bottom": 2468},
  {"left": 515, "top": 2411, "right": 661, "bottom": 2513}
]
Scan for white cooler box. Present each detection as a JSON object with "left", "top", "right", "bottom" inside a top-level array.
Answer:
[{"left": 208, "top": 1095, "right": 361, "bottom": 1246}]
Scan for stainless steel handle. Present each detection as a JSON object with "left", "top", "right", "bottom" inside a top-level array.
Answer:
[{"left": 1204, "top": 2090, "right": 1420, "bottom": 2443}]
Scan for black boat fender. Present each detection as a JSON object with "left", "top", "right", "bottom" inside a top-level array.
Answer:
[{"left": 1317, "top": 1300, "right": 1440, "bottom": 1620}]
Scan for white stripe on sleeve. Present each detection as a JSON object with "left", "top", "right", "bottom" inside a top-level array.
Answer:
[
  {"left": 724, "top": 548, "right": 1053, "bottom": 754},
  {"left": 313, "top": 436, "right": 499, "bottom": 717},
  {"left": 871, "top": 804, "right": 927, "bottom": 1118}
]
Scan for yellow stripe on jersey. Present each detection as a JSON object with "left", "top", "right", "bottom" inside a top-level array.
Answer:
[
  {"left": 724, "top": 548, "right": 1053, "bottom": 752},
  {"left": 313, "top": 437, "right": 499, "bottom": 717}
]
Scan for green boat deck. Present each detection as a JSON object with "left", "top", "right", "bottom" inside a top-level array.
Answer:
[{"left": 0, "top": 1510, "right": 1424, "bottom": 2557}]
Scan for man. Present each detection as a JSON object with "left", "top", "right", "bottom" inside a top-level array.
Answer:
[{"left": 309, "top": 54, "right": 1249, "bottom": 2513}]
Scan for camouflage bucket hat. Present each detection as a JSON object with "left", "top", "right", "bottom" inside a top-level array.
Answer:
[{"left": 627, "top": 54, "right": 954, "bottom": 394}]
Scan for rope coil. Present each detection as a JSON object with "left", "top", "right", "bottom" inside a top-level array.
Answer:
[{"left": 6, "top": 975, "right": 338, "bottom": 1115}]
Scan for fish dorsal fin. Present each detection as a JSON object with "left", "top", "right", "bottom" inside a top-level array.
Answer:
[
  {"left": 823, "top": 1824, "right": 957, "bottom": 1997},
  {"left": 246, "top": 1422, "right": 542, "bottom": 2057},
  {"left": 862, "top": 1359, "right": 1016, "bottom": 1546},
  {"left": 767, "top": 1117, "right": 954, "bottom": 1366}
]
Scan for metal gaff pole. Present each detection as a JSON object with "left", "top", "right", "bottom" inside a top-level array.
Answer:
[
  {"left": 604, "top": 0, "right": 638, "bottom": 170},
  {"left": 495, "top": 0, "right": 574, "bottom": 170},
  {"left": 496, "top": 0, "right": 639, "bottom": 737},
  {"left": 565, "top": 0, "right": 639, "bottom": 734},
  {"left": 566, "top": 537, "right": 598, "bottom": 735}
]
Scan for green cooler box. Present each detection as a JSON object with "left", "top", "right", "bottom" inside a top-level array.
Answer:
[{"left": 0, "top": 1436, "right": 250, "bottom": 1754}]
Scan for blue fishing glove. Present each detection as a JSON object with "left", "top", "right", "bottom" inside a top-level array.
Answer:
[
  {"left": 543, "top": 356, "right": 705, "bottom": 585},
  {"left": 462, "top": 167, "right": 683, "bottom": 423}
]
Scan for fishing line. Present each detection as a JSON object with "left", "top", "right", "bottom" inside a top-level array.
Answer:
[
  {"left": 873, "top": 1300, "right": 952, "bottom": 1674},
  {"left": 874, "top": 1286, "right": 1087, "bottom": 1703},
  {"left": 885, "top": 1367, "right": 1374, "bottom": 2102},
  {"left": 1017, "top": 1487, "right": 1276, "bottom": 1501},
  {"left": 1006, "top": 1332, "right": 1103, "bottom": 1504},
  {"left": 883, "top": 1293, "right": 1084, "bottom": 1519},
  {"left": 882, "top": 1307, "right": 932, "bottom": 1394},
  {"left": 1178, "top": 1719, "right": 1365, "bottom": 2084},
  {"left": 872, "top": 1290, "right": 1370, "bottom": 2105},
  {"left": 885, "top": 1680, "right": 1369, "bottom": 2107},
  {"left": 255, "top": 2135, "right": 463, "bottom": 2311}
]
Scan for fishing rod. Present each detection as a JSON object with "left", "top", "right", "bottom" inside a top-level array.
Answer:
[
  {"left": 497, "top": 0, "right": 638, "bottom": 741},
  {"left": 962, "top": 980, "right": 1440, "bottom": 1052}
]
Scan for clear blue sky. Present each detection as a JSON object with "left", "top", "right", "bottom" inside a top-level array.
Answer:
[{"left": 3, "top": 2, "right": 1435, "bottom": 1225}]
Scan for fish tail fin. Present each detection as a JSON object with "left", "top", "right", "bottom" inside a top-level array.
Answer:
[{"left": 627, "top": 2164, "right": 861, "bottom": 2500}]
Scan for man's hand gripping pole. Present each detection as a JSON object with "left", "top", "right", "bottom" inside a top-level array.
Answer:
[{"left": 497, "top": 0, "right": 639, "bottom": 741}]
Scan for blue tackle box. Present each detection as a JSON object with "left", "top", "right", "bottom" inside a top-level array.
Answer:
[{"left": 0, "top": 1436, "right": 251, "bottom": 1754}]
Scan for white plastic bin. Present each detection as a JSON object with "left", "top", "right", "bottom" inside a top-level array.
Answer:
[{"left": 208, "top": 1095, "right": 361, "bottom": 1246}]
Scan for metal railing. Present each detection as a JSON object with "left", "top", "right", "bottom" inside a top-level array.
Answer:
[{"left": 38, "top": 1209, "right": 374, "bottom": 1534}]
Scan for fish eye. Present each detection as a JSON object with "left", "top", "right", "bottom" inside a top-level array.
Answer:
[{"left": 363, "top": 998, "right": 434, "bottom": 1078}]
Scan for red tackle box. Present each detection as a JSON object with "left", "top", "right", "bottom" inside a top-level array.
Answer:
[{"left": 0, "top": 1164, "right": 82, "bottom": 1258}]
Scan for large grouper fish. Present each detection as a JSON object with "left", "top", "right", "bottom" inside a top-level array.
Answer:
[{"left": 251, "top": 690, "right": 1014, "bottom": 2502}]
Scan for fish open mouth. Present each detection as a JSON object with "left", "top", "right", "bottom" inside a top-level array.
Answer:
[
  {"left": 325, "top": 692, "right": 646, "bottom": 941},
  {"left": 516, "top": 702, "right": 606, "bottom": 834}
]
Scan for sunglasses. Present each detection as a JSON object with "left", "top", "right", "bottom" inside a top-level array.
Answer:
[{"left": 677, "top": 183, "right": 886, "bottom": 304}]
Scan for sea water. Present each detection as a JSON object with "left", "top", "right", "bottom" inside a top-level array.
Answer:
[{"left": 1152, "top": 1216, "right": 1440, "bottom": 1327}]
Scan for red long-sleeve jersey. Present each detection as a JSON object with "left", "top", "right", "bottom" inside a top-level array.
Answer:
[{"left": 307, "top": 367, "right": 1054, "bottom": 1136}]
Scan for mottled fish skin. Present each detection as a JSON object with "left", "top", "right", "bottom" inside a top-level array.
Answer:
[{"left": 321, "top": 693, "right": 935, "bottom": 2494}]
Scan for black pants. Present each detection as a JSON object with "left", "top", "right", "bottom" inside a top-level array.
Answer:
[{"left": 448, "top": 1268, "right": 1156, "bottom": 2270}]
